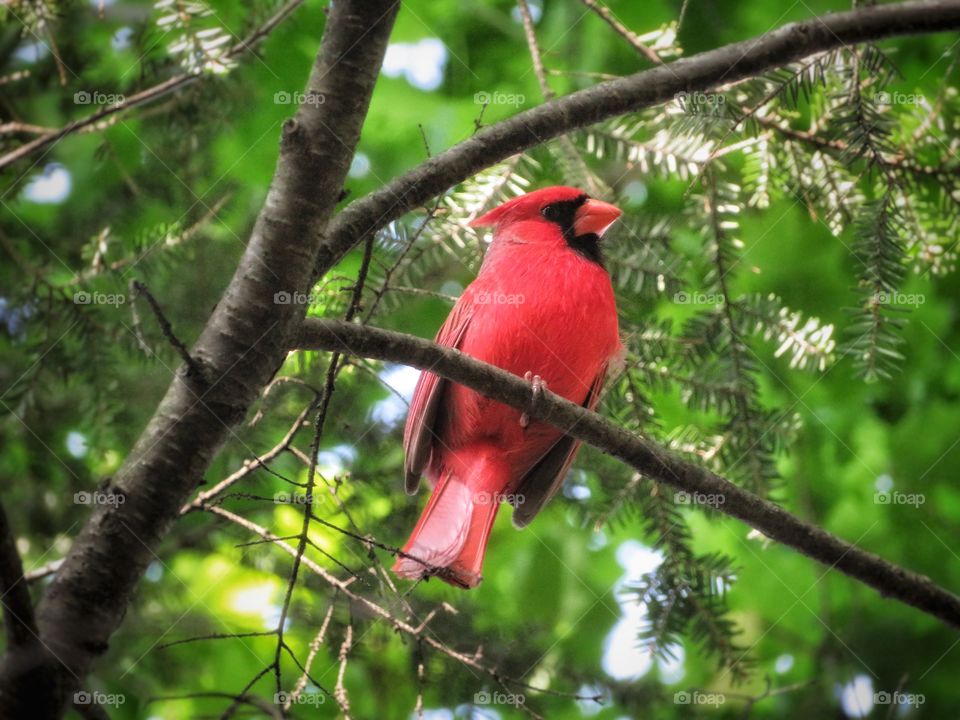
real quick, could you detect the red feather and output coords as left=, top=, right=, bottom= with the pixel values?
left=393, top=186, right=623, bottom=588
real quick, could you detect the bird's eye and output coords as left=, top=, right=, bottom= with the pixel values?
left=541, top=204, right=561, bottom=221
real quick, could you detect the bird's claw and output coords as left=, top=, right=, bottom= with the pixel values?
left=520, top=371, right=546, bottom=428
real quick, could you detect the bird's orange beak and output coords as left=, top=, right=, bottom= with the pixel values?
left=573, top=199, right=622, bottom=237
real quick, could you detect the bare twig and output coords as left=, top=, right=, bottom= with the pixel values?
left=131, top=281, right=206, bottom=380
left=206, top=505, right=607, bottom=703
left=0, top=0, right=306, bottom=172
left=333, top=622, right=353, bottom=717
left=578, top=0, right=664, bottom=64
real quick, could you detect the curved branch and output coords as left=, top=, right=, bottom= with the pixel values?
left=0, top=1, right=401, bottom=716
left=294, top=318, right=960, bottom=630
left=315, top=0, right=960, bottom=277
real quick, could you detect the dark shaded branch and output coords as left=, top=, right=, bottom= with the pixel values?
left=316, top=0, right=960, bottom=278
left=0, top=500, right=37, bottom=647
left=3, top=1, right=957, bottom=714
left=294, top=318, right=960, bottom=630
left=132, top=281, right=206, bottom=380
left=0, top=499, right=57, bottom=720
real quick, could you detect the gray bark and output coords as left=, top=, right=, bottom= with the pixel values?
left=0, top=1, right=400, bottom=716
left=296, top=318, right=960, bottom=630
left=2, top=1, right=959, bottom=716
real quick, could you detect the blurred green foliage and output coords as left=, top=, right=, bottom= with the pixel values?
left=1, top=0, right=959, bottom=718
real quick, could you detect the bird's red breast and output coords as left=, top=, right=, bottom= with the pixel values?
left=394, top=186, right=624, bottom=588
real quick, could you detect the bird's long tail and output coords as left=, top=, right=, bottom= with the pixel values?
left=392, top=446, right=510, bottom=588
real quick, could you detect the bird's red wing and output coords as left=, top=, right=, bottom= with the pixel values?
left=511, top=363, right=609, bottom=528
left=402, top=295, right=475, bottom=494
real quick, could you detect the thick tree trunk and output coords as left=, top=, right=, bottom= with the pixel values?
left=0, top=1, right=400, bottom=716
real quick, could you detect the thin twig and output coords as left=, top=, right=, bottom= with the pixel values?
left=0, top=0, right=306, bottom=172
left=578, top=0, right=664, bottom=64
left=132, top=281, right=206, bottom=380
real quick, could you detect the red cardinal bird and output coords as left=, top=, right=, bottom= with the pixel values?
left=392, top=186, right=624, bottom=588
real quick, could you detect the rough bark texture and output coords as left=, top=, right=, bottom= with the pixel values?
left=296, top=318, right=960, bottom=629
left=0, top=1, right=400, bottom=716
left=2, top=1, right=959, bottom=715
left=317, top=0, right=960, bottom=277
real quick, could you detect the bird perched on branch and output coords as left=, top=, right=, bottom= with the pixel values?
left=393, top=186, right=624, bottom=588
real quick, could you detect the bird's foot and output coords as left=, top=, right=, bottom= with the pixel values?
left=520, top=371, right=546, bottom=428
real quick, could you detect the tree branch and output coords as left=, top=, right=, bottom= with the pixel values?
left=0, top=498, right=54, bottom=717
left=293, top=318, right=960, bottom=630
left=0, top=0, right=305, bottom=173
left=315, top=0, right=960, bottom=278
left=577, top=0, right=665, bottom=65
left=0, top=1, right=400, bottom=716
left=5, top=1, right=958, bottom=714
left=0, top=500, right=38, bottom=648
